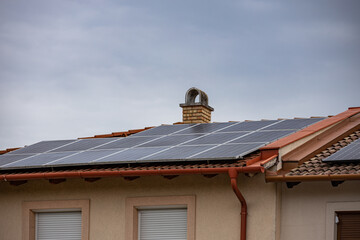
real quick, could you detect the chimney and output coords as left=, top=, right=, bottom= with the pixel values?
left=180, top=87, right=214, bottom=124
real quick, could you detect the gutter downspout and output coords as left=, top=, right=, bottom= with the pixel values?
left=229, top=168, right=247, bottom=240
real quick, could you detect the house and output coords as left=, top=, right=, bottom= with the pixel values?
left=0, top=87, right=359, bottom=240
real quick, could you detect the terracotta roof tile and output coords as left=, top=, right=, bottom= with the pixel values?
left=286, top=130, right=360, bottom=176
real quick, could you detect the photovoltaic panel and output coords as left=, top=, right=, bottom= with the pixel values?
left=0, top=117, right=327, bottom=170
left=7, top=140, right=77, bottom=154
left=49, top=138, right=116, bottom=152
left=182, top=132, right=248, bottom=145
left=3, top=152, right=77, bottom=169
left=0, top=154, right=35, bottom=167
left=262, top=118, right=324, bottom=130
left=134, top=124, right=194, bottom=136
left=217, top=120, right=278, bottom=132
left=190, top=143, right=262, bottom=159
left=322, top=139, right=360, bottom=162
left=143, top=145, right=216, bottom=161
left=229, top=130, right=294, bottom=143
left=93, top=136, right=159, bottom=150
left=94, top=147, right=168, bottom=163
left=139, top=134, right=205, bottom=147
left=174, top=122, right=236, bottom=134
left=47, top=149, right=122, bottom=166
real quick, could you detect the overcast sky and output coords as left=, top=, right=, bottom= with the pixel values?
left=0, top=0, right=359, bottom=149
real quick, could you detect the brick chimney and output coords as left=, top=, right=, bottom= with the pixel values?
left=180, top=87, right=214, bottom=124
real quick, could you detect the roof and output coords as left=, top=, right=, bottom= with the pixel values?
left=78, top=127, right=153, bottom=139
left=1, top=107, right=360, bottom=183
left=287, top=130, right=360, bottom=177
left=0, top=127, right=153, bottom=154
left=0, top=152, right=265, bottom=183
left=266, top=129, right=360, bottom=182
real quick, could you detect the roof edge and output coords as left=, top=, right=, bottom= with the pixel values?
left=0, top=165, right=264, bottom=182
left=266, top=173, right=360, bottom=182
left=261, top=107, right=360, bottom=150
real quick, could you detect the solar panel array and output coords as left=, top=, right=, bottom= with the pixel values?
left=0, top=118, right=324, bottom=170
left=322, top=138, right=360, bottom=163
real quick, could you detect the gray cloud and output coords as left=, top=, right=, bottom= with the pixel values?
left=0, top=0, right=359, bottom=149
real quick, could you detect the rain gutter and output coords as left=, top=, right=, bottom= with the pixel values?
left=0, top=165, right=264, bottom=182
left=266, top=173, right=360, bottom=182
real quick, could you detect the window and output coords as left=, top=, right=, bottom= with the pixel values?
left=22, top=200, right=89, bottom=240
left=326, top=201, right=360, bottom=240
left=36, top=211, right=82, bottom=240
left=126, top=196, right=195, bottom=240
left=336, top=211, right=360, bottom=240
left=138, top=208, right=187, bottom=240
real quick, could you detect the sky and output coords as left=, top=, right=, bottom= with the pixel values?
left=0, top=0, right=359, bottom=149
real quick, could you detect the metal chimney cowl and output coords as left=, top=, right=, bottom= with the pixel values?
left=179, top=87, right=214, bottom=124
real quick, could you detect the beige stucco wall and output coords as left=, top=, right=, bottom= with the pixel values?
left=0, top=173, right=277, bottom=240
left=280, top=180, right=360, bottom=240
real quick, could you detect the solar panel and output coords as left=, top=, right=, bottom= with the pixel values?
left=322, top=139, right=360, bottom=162
left=47, top=149, right=121, bottom=166
left=49, top=138, right=116, bottom=152
left=134, top=124, right=195, bottom=136
left=143, top=145, right=216, bottom=161
left=93, top=136, right=159, bottom=150
left=94, top=147, right=168, bottom=163
left=0, top=117, right=326, bottom=170
left=217, top=120, right=278, bottom=132
left=229, top=130, right=294, bottom=143
left=190, top=143, right=262, bottom=159
left=175, top=122, right=237, bottom=134
left=0, top=154, right=35, bottom=167
left=7, top=140, right=77, bottom=154
left=262, top=118, right=324, bottom=130
left=139, top=134, right=205, bottom=147
left=182, top=132, right=248, bottom=145
left=3, top=152, right=77, bottom=169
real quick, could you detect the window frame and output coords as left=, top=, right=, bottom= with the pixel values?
left=326, top=201, right=360, bottom=240
left=22, top=200, right=90, bottom=240
left=125, top=195, right=196, bottom=240
left=335, top=211, right=360, bottom=240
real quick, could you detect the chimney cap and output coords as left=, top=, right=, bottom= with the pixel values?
left=179, top=87, right=214, bottom=111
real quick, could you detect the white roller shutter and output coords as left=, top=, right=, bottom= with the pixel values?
left=139, top=208, right=187, bottom=240
left=36, top=211, right=82, bottom=240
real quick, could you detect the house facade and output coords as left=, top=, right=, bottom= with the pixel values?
left=0, top=88, right=359, bottom=240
